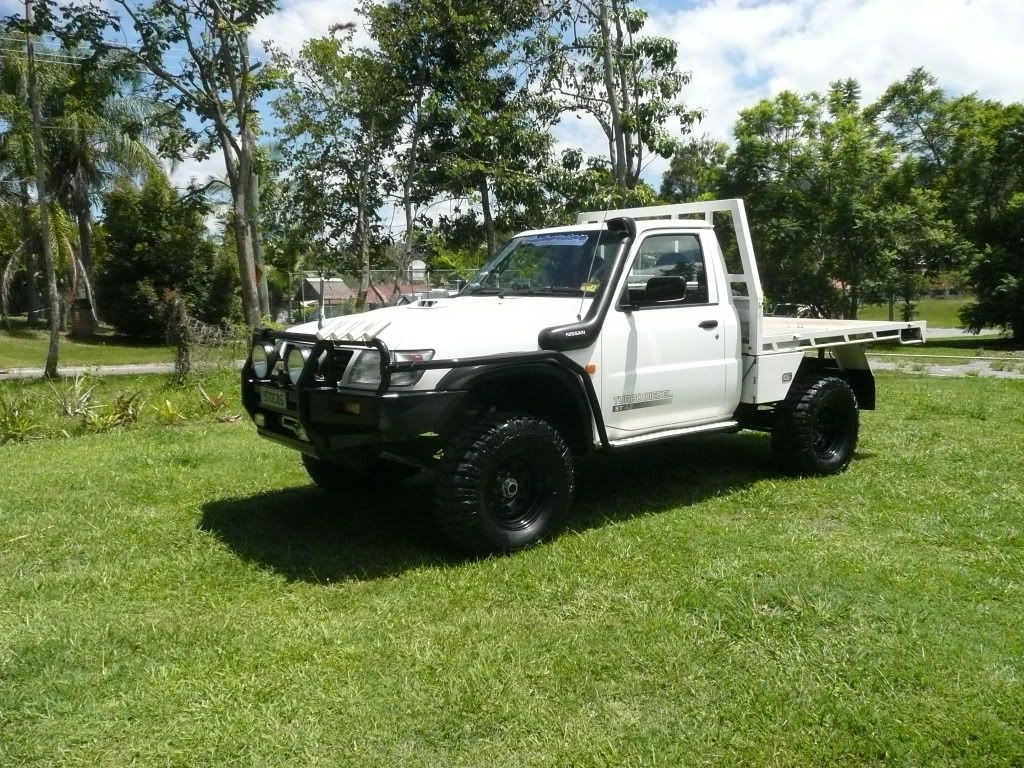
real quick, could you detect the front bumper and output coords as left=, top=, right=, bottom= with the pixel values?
left=241, top=330, right=465, bottom=458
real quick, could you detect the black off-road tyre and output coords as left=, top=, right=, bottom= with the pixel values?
left=302, top=451, right=417, bottom=492
left=434, top=413, right=575, bottom=555
left=772, top=375, right=859, bottom=475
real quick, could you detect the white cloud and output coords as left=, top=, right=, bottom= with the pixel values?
left=501, top=0, right=1024, bottom=186
left=166, top=154, right=227, bottom=194
left=242, top=0, right=1024, bottom=192
left=252, top=0, right=368, bottom=54
left=166, top=153, right=232, bottom=233
left=650, top=0, right=1024, bottom=142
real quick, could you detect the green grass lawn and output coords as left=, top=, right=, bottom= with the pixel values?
left=858, top=296, right=973, bottom=328
left=1, top=372, right=1022, bottom=766
left=0, top=367, right=243, bottom=441
left=1, top=317, right=174, bottom=369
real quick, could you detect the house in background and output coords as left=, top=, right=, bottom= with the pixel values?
left=297, top=277, right=357, bottom=320
left=293, top=269, right=465, bottom=321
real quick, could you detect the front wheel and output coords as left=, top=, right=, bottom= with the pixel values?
left=772, top=375, right=859, bottom=475
left=434, top=413, right=575, bottom=555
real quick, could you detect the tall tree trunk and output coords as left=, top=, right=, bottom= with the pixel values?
left=230, top=183, right=259, bottom=329
left=18, top=186, right=41, bottom=326
left=403, top=191, right=414, bottom=274
left=479, top=176, right=495, bottom=260
left=1, top=255, right=15, bottom=330
left=598, top=0, right=627, bottom=189
left=245, top=125, right=269, bottom=319
left=249, top=170, right=269, bottom=319
left=25, top=0, right=60, bottom=377
left=72, top=169, right=93, bottom=274
left=357, top=206, right=370, bottom=311
left=223, top=147, right=260, bottom=329
left=356, top=172, right=370, bottom=310
left=355, top=121, right=376, bottom=311
left=73, top=177, right=100, bottom=328
left=217, top=26, right=260, bottom=330
left=64, top=251, right=80, bottom=331
left=400, top=80, right=427, bottom=276
left=610, top=0, right=637, bottom=185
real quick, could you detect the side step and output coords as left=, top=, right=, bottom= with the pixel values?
left=607, top=420, right=740, bottom=449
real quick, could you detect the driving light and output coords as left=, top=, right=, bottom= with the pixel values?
left=285, top=346, right=311, bottom=385
left=250, top=343, right=273, bottom=378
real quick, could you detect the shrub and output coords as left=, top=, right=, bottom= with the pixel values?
left=95, top=177, right=227, bottom=340
left=0, top=396, right=41, bottom=444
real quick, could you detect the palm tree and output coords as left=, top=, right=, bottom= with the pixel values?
left=46, top=52, right=165, bottom=328
left=0, top=50, right=46, bottom=326
left=0, top=172, right=78, bottom=333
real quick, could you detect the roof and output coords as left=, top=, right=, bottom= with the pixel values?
left=515, top=219, right=713, bottom=239
left=300, top=277, right=356, bottom=302
left=298, top=276, right=443, bottom=305
left=369, top=282, right=431, bottom=303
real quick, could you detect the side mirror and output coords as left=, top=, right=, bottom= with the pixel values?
left=644, top=275, right=688, bottom=303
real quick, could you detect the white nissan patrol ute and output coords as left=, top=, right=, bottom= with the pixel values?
left=242, top=199, right=926, bottom=554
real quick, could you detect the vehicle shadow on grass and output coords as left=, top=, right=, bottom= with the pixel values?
left=569, top=431, right=774, bottom=533
left=199, top=475, right=458, bottom=583
left=199, top=432, right=778, bottom=583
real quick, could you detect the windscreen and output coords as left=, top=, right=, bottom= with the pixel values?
left=462, top=231, right=627, bottom=297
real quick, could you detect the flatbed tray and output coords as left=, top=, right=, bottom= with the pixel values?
left=758, top=317, right=926, bottom=353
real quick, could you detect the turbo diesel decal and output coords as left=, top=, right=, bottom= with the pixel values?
left=612, top=390, right=673, bottom=412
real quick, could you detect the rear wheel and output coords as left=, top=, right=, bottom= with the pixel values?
left=772, top=375, right=859, bottom=475
left=435, top=413, right=574, bottom=554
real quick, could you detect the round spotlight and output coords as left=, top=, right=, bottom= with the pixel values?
left=251, top=343, right=272, bottom=378
left=286, top=346, right=311, bottom=385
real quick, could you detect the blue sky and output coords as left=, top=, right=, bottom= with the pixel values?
left=255, top=0, right=1024, bottom=191
left=4, top=0, right=1023, bottom=200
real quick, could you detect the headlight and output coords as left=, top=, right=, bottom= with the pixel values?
left=391, top=350, right=435, bottom=386
left=250, top=343, right=273, bottom=378
left=285, top=346, right=311, bottom=385
left=347, top=350, right=382, bottom=388
left=347, top=349, right=435, bottom=389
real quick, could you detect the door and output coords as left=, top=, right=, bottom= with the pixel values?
left=600, top=232, right=731, bottom=435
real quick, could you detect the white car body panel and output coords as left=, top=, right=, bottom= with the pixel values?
left=280, top=199, right=926, bottom=448
left=288, top=296, right=600, bottom=392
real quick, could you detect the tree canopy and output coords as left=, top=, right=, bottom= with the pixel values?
left=3, top=0, right=1023, bottom=362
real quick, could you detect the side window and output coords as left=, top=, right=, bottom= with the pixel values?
left=623, top=233, right=710, bottom=307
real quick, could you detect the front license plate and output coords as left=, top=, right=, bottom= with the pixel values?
left=259, top=386, right=288, bottom=410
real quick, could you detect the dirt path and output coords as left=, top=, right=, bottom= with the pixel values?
left=0, top=362, right=245, bottom=381
left=0, top=363, right=176, bottom=381
left=3, top=349, right=1020, bottom=383
left=868, top=357, right=1024, bottom=379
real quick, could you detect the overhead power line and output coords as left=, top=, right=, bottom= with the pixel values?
left=0, top=32, right=194, bottom=57
left=0, top=46, right=169, bottom=77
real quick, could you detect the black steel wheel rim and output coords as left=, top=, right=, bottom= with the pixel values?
left=812, top=402, right=846, bottom=459
left=489, top=457, right=546, bottom=531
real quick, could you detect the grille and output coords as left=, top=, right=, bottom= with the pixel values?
left=320, top=348, right=354, bottom=384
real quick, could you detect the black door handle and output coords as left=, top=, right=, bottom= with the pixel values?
left=698, top=319, right=719, bottom=330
